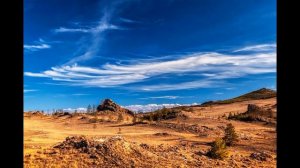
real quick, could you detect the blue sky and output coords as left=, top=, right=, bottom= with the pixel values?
left=24, top=0, right=276, bottom=111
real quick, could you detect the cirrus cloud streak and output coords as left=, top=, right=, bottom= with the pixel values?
left=24, top=45, right=276, bottom=91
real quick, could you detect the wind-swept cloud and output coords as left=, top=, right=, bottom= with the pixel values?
left=119, top=17, right=140, bottom=23
left=139, top=95, right=195, bottom=99
left=56, top=9, right=123, bottom=65
left=52, top=0, right=129, bottom=65
left=24, top=44, right=276, bottom=91
left=140, top=96, right=181, bottom=99
left=24, top=89, right=37, bottom=93
left=234, top=43, right=276, bottom=52
left=150, top=96, right=180, bottom=99
left=72, top=93, right=90, bottom=96
left=24, top=44, right=51, bottom=51
left=54, top=24, right=120, bottom=33
left=24, top=38, right=54, bottom=51
left=136, top=80, right=224, bottom=91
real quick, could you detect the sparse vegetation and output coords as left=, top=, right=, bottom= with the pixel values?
left=223, top=123, right=238, bottom=146
left=228, top=104, right=275, bottom=123
left=228, top=113, right=258, bottom=121
left=187, top=107, right=194, bottom=112
left=228, top=112, right=233, bottom=119
left=24, top=94, right=276, bottom=167
left=206, top=138, right=229, bottom=160
left=142, top=108, right=180, bottom=121
left=87, top=104, right=92, bottom=113
left=132, top=115, right=137, bottom=123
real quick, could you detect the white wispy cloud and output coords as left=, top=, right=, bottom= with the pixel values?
left=139, top=95, right=196, bottom=99
left=234, top=43, right=276, bottom=52
left=58, top=10, right=123, bottom=65
left=137, top=80, right=223, bottom=91
left=38, top=38, right=61, bottom=44
left=72, top=93, right=90, bottom=96
left=119, top=17, right=140, bottom=23
left=140, top=96, right=181, bottom=99
left=24, top=44, right=51, bottom=51
left=54, top=24, right=120, bottom=33
left=24, top=89, right=37, bottom=93
left=24, top=38, right=56, bottom=51
left=24, top=44, right=276, bottom=91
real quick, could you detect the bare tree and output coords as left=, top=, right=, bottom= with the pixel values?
left=87, top=104, right=92, bottom=113
left=92, top=104, right=96, bottom=113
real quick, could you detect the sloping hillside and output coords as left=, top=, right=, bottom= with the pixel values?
left=201, top=88, right=276, bottom=106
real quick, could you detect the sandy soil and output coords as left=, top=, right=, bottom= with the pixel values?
left=24, top=98, right=276, bottom=167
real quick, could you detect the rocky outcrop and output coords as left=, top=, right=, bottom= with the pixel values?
left=97, top=99, right=134, bottom=116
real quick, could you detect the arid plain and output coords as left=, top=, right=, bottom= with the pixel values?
left=24, top=88, right=276, bottom=168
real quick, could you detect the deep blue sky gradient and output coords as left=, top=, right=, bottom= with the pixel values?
left=24, top=0, right=276, bottom=111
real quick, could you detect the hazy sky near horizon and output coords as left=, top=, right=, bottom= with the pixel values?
left=24, top=0, right=276, bottom=111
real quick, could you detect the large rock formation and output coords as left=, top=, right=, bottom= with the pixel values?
left=97, top=99, right=134, bottom=116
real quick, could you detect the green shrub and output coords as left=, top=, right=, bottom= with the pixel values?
left=223, top=123, right=238, bottom=146
left=207, top=138, right=229, bottom=160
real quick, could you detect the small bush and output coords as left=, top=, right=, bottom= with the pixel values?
left=142, top=108, right=179, bottom=121
left=228, top=113, right=265, bottom=122
left=223, top=123, right=238, bottom=146
left=207, top=138, right=229, bottom=160
left=228, top=112, right=233, bottom=119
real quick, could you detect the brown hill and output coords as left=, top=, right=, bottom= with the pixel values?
left=201, top=88, right=276, bottom=106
